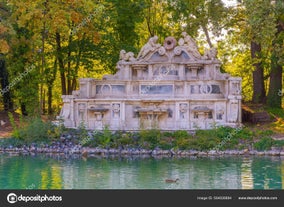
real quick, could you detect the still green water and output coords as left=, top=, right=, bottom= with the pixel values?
left=0, top=154, right=283, bottom=189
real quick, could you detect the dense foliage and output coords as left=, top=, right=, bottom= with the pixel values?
left=0, top=0, right=283, bottom=115
left=2, top=114, right=284, bottom=151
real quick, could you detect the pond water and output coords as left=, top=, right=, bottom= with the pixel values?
left=0, top=154, right=283, bottom=189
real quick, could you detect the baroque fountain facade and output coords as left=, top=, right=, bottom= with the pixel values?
left=59, top=32, right=242, bottom=131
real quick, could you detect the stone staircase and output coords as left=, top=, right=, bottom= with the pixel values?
left=242, top=104, right=272, bottom=123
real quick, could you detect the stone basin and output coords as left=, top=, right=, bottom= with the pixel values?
left=88, top=107, right=109, bottom=112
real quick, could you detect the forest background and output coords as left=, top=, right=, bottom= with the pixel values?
left=0, top=0, right=283, bottom=119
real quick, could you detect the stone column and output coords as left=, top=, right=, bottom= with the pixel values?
left=94, top=112, right=103, bottom=130
left=178, top=65, right=185, bottom=80
left=121, top=102, right=126, bottom=130
left=60, top=95, right=75, bottom=128
left=86, top=80, right=91, bottom=98
left=79, top=78, right=95, bottom=98
left=70, top=96, right=75, bottom=127
left=203, top=64, right=211, bottom=80
left=148, top=65, right=153, bottom=80
left=79, top=81, right=87, bottom=98
left=124, top=65, right=130, bottom=80
left=91, top=83, right=96, bottom=98
left=227, top=77, right=242, bottom=125
left=125, top=81, right=131, bottom=96
left=178, top=103, right=189, bottom=129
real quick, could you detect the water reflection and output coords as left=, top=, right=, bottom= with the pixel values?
left=0, top=154, right=283, bottom=189
left=241, top=158, right=253, bottom=189
left=251, top=157, right=282, bottom=189
left=282, top=161, right=284, bottom=189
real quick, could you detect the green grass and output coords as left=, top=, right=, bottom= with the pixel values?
left=266, top=107, right=284, bottom=119
left=3, top=115, right=283, bottom=152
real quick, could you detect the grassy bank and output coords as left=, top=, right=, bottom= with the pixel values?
left=1, top=112, right=284, bottom=152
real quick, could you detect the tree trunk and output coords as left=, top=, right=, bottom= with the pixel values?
left=266, top=16, right=284, bottom=108
left=251, top=41, right=266, bottom=103
left=71, top=36, right=84, bottom=91
left=0, top=56, right=13, bottom=111
left=67, top=35, right=72, bottom=95
left=42, top=89, right=46, bottom=114
left=21, top=103, right=28, bottom=116
left=56, top=32, right=67, bottom=95
left=47, top=85, right=52, bottom=115
left=267, top=54, right=282, bottom=108
left=201, top=24, right=213, bottom=48
left=46, top=59, right=57, bottom=115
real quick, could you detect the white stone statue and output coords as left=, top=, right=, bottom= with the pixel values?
left=137, top=35, right=161, bottom=60
left=72, top=90, right=80, bottom=97
left=119, top=50, right=136, bottom=62
left=179, top=103, right=188, bottom=119
left=119, top=50, right=127, bottom=60
left=178, top=32, right=202, bottom=59
left=112, top=103, right=120, bottom=119
left=203, top=47, right=217, bottom=60
left=231, top=81, right=241, bottom=95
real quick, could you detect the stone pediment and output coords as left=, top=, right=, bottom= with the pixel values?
left=119, top=32, right=219, bottom=64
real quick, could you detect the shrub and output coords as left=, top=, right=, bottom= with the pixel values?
left=77, top=121, right=89, bottom=141
left=139, top=129, right=161, bottom=149
left=174, top=137, right=191, bottom=150
left=8, top=112, right=22, bottom=139
left=172, top=130, right=189, bottom=139
left=272, top=140, right=284, bottom=148
left=18, top=117, right=56, bottom=142
left=97, top=125, right=112, bottom=148
left=117, top=133, right=135, bottom=147
left=188, top=136, right=219, bottom=151
left=215, top=126, right=239, bottom=139
left=8, top=114, right=62, bottom=143
left=162, top=131, right=174, bottom=138
left=158, top=137, right=174, bottom=150
left=0, top=138, right=25, bottom=148
left=254, top=137, right=274, bottom=151
left=82, top=129, right=101, bottom=147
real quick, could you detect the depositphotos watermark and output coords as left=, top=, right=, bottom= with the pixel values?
left=70, top=5, right=104, bottom=36
left=278, top=89, right=284, bottom=96
left=7, top=192, right=62, bottom=204
left=0, top=64, right=35, bottom=96
left=212, top=127, right=242, bottom=151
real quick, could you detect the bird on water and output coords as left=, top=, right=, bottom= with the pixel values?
left=165, top=178, right=180, bottom=183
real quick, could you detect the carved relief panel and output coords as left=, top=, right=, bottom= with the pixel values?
left=176, top=102, right=189, bottom=129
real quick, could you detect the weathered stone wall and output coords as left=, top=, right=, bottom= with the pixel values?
left=59, top=33, right=242, bottom=130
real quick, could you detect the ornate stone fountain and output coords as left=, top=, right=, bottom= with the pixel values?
left=59, top=32, right=242, bottom=130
